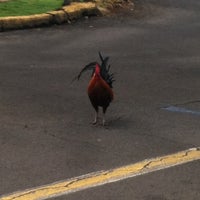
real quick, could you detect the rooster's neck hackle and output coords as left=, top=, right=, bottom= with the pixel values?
left=94, top=64, right=101, bottom=78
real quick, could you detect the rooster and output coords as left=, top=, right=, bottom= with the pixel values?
left=75, top=52, right=114, bottom=125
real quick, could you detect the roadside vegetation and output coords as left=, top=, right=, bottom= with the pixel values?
left=0, top=0, right=130, bottom=18
left=0, top=0, right=64, bottom=17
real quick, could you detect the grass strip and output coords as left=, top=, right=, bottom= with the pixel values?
left=0, top=0, right=64, bottom=17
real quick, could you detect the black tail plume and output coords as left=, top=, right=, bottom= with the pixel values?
left=72, top=62, right=96, bottom=83
left=74, top=52, right=115, bottom=88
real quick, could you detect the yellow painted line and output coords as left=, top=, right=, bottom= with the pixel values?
left=1, top=147, right=199, bottom=200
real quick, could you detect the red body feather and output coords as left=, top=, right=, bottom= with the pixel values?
left=87, top=64, right=113, bottom=112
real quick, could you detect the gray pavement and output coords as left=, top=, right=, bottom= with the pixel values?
left=0, top=0, right=200, bottom=199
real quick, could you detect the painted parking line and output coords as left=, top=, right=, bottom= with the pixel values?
left=1, top=147, right=199, bottom=200
left=162, top=105, right=200, bottom=116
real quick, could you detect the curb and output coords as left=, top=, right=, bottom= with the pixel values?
left=0, top=2, right=100, bottom=31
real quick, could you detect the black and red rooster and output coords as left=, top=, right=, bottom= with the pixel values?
left=75, top=52, right=115, bottom=125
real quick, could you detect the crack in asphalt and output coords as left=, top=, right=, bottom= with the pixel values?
left=173, top=100, right=200, bottom=107
left=7, top=171, right=110, bottom=199
left=141, top=158, right=165, bottom=170
left=141, top=148, right=199, bottom=171
left=60, top=8, right=72, bottom=23
left=2, top=148, right=199, bottom=200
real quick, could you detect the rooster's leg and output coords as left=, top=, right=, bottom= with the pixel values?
left=93, top=112, right=98, bottom=124
left=102, top=106, right=107, bottom=126
left=92, top=106, right=98, bottom=125
left=102, top=113, right=106, bottom=126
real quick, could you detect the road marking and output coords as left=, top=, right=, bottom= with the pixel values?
left=162, top=105, right=200, bottom=116
left=1, top=147, right=199, bottom=200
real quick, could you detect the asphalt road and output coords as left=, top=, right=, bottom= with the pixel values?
left=0, top=0, right=200, bottom=199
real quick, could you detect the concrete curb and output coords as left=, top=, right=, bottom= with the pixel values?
left=0, top=2, right=100, bottom=31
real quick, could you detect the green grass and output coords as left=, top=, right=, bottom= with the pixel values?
left=0, top=0, right=64, bottom=17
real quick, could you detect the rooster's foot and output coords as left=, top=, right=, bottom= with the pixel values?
left=92, top=120, right=97, bottom=125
